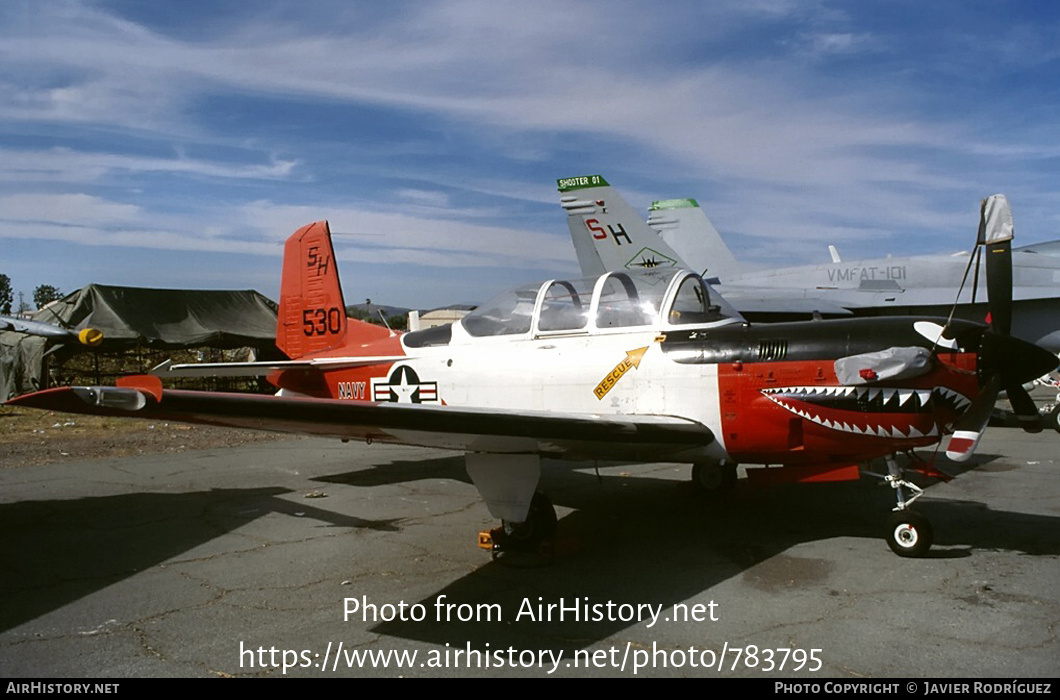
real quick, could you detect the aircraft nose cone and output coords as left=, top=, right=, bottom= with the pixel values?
left=980, top=331, right=1059, bottom=385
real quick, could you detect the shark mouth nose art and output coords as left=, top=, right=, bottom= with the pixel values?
left=760, top=385, right=973, bottom=438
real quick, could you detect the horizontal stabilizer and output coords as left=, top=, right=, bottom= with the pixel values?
left=151, top=355, right=409, bottom=378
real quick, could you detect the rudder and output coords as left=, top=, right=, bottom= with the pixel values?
left=276, top=221, right=349, bottom=359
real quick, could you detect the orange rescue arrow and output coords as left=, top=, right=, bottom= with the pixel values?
left=593, top=347, right=649, bottom=400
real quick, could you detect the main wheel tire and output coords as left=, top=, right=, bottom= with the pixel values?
left=886, top=511, right=934, bottom=557
left=1050, top=404, right=1060, bottom=435
left=691, top=460, right=737, bottom=496
left=500, top=492, right=557, bottom=550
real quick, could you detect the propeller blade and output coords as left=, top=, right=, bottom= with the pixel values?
left=1006, top=382, right=1043, bottom=433
left=949, top=195, right=1055, bottom=457
left=946, top=374, right=1000, bottom=462
left=980, top=194, right=1014, bottom=336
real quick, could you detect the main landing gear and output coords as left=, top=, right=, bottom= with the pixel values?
left=478, top=492, right=557, bottom=558
left=691, top=459, right=738, bottom=497
left=883, top=454, right=933, bottom=557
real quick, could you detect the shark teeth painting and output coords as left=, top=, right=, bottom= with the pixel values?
left=759, top=385, right=974, bottom=438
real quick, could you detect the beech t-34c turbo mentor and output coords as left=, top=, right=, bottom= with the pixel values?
left=9, top=199, right=1057, bottom=557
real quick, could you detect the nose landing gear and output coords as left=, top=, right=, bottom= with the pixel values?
left=882, top=453, right=933, bottom=557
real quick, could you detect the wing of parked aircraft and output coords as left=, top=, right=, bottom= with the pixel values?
left=14, top=375, right=714, bottom=461
left=0, top=315, right=103, bottom=346
left=1015, top=240, right=1060, bottom=256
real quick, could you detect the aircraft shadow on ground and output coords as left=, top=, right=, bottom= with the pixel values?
left=314, top=455, right=473, bottom=487
left=370, top=451, right=1060, bottom=653
left=0, top=487, right=400, bottom=633
left=4, top=448, right=1054, bottom=648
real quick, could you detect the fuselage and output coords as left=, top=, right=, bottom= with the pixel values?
left=718, top=254, right=1060, bottom=353
left=270, top=268, right=1016, bottom=471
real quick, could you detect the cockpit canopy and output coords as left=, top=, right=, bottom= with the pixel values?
left=459, top=269, right=743, bottom=338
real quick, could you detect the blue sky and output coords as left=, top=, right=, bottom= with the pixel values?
left=2, top=0, right=1058, bottom=309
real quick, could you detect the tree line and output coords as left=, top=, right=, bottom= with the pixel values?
left=0, top=274, right=65, bottom=315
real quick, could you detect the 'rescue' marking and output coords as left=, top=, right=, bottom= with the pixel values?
left=594, top=347, right=649, bottom=400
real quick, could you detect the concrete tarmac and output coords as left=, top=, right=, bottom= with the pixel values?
left=1, top=426, right=1058, bottom=678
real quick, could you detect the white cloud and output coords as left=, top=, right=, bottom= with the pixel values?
left=0, top=193, right=142, bottom=225
left=0, top=191, right=571, bottom=271
left=395, top=189, right=450, bottom=208
left=801, top=32, right=879, bottom=56
left=1, top=0, right=1058, bottom=292
left=0, top=148, right=299, bottom=184
left=236, top=200, right=572, bottom=269
left=0, top=1, right=1037, bottom=197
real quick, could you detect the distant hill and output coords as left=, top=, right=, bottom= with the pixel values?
left=344, top=301, right=480, bottom=332
left=345, top=303, right=411, bottom=319
left=345, top=302, right=478, bottom=318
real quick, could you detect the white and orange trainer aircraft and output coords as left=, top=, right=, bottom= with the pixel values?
left=9, top=187, right=1057, bottom=557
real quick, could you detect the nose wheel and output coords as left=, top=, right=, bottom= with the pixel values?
left=885, top=510, right=934, bottom=557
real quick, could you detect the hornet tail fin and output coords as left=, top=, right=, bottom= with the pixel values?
left=647, top=198, right=742, bottom=282
left=558, top=175, right=688, bottom=276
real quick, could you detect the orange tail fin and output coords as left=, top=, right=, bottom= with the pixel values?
left=277, top=221, right=396, bottom=359
left=277, top=221, right=349, bottom=359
